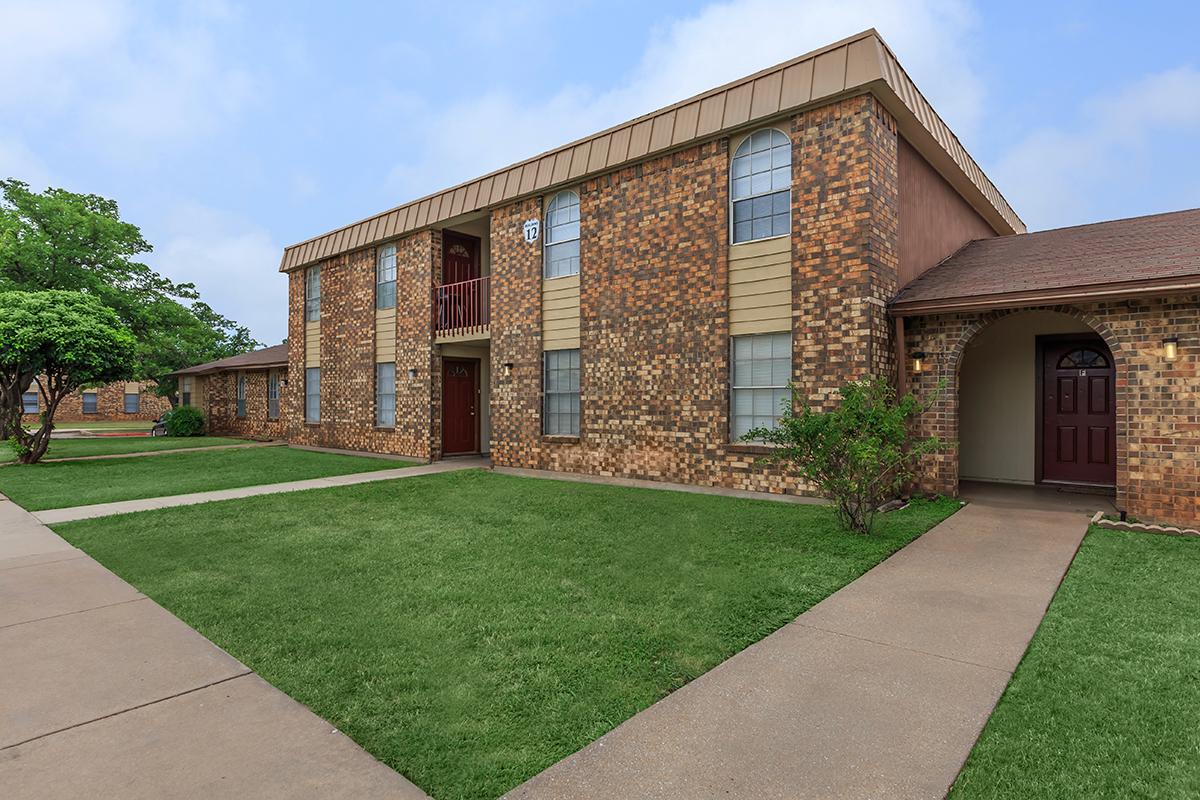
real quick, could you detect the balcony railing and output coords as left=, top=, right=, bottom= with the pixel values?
left=434, top=275, right=490, bottom=338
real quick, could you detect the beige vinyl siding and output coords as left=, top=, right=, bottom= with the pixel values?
left=123, top=382, right=140, bottom=393
left=375, top=309, right=396, bottom=362
left=729, top=235, right=791, bottom=335
left=542, top=274, right=580, bottom=350
left=305, top=320, right=320, bottom=368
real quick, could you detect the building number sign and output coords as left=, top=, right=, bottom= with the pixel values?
left=523, top=218, right=540, bottom=244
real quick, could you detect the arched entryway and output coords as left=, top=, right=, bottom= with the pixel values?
left=956, top=309, right=1122, bottom=491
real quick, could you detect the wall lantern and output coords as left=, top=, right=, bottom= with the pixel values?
left=502, top=362, right=514, bottom=376
left=911, top=351, right=927, bottom=374
left=1163, top=336, right=1179, bottom=362
left=407, top=367, right=418, bottom=379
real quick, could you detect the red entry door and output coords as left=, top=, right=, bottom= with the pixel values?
left=1040, top=338, right=1115, bottom=486
left=442, top=232, right=479, bottom=284
left=442, top=359, right=478, bottom=455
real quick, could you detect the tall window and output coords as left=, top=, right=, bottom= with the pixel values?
left=376, top=362, right=396, bottom=427
left=180, top=377, right=193, bottom=407
left=543, top=349, right=580, bottom=436
left=544, top=190, right=580, bottom=279
left=730, top=128, right=791, bottom=244
left=22, top=392, right=38, bottom=414
left=305, top=265, right=321, bottom=321
left=305, top=367, right=320, bottom=423
left=376, top=244, right=397, bottom=309
left=82, top=391, right=98, bottom=414
left=123, top=391, right=140, bottom=414
left=267, top=371, right=280, bottom=420
left=731, top=332, right=791, bottom=440
left=236, top=373, right=247, bottom=418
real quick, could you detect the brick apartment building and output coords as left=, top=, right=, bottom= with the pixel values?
left=207, top=29, right=1195, bottom=525
left=20, top=380, right=171, bottom=425
left=169, top=344, right=289, bottom=440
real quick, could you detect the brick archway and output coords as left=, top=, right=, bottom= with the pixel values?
left=906, top=305, right=1128, bottom=505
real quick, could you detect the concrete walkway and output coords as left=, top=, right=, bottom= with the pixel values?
left=505, top=493, right=1091, bottom=800
left=0, top=496, right=428, bottom=799
left=34, top=458, right=490, bottom=524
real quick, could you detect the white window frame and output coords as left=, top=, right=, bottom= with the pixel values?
left=236, top=373, right=247, bottom=418
left=180, top=377, right=193, bottom=407
left=376, top=244, right=397, bottom=310
left=730, top=332, right=792, bottom=442
left=729, top=128, right=792, bottom=245
left=21, top=391, right=38, bottom=414
left=543, top=349, right=580, bottom=436
left=82, top=391, right=98, bottom=414
left=305, top=367, right=320, bottom=423
left=123, top=392, right=140, bottom=414
left=543, top=190, right=581, bottom=279
left=267, top=371, right=280, bottom=420
left=305, top=265, right=321, bottom=322
left=375, top=362, right=396, bottom=428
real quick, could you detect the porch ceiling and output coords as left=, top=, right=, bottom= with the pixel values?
left=891, top=208, right=1200, bottom=315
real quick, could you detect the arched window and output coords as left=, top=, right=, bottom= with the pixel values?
left=1058, top=348, right=1109, bottom=369
left=544, top=190, right=580, bottom=279
left=730, top=128, right=791, bottom=244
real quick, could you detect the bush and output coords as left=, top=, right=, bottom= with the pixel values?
left=164, top=405, right=205, bottom=437
left=743, top=377, right=942, bottom=535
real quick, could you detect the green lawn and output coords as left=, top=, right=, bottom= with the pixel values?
left=53, top=471, right=959, bottom=799
left=49, top=420, right=155, bottom=431
left=0, top=446, right=408, bottom=510
left=951, top=527, right=1200, bottom=800
left=32, top=435, right=252, bottom=460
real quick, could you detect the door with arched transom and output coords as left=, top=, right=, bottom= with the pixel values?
left=1039, top=336, right=1116, bottom=486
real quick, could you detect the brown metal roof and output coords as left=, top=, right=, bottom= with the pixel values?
left=891, top=208, right=1200, bottom=314
left=169, top=344, right=289, bottom=377
left=279, top=29, right=1025, bottom=273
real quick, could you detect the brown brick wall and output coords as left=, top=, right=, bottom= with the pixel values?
left=489, top=95, right=901, bottom=496
left=904, top=296, right=1200, bottom=527
left=203, top=370, right=288, bottom=440
left=21, top=381, right=171, bottom=424
left=285, top=231, right=436, bottom=459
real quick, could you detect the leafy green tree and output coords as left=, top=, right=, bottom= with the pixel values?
left=0, top=291, right=136, bottom=464
left=743, top=377, right=942, bottom=535
left=0, top=179, right=258, bottom=419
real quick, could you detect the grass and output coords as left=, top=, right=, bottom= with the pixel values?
left=950, top=526, right=1200, bottom=800
left=8, top=435, right=253, bottom=461
left=53, top=471, right=959, bottom=799
left=48, top=420, right=155, bottom=431
left=0, top=446, right=408, bottom=510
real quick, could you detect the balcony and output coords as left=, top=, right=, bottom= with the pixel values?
left=434, top=275, right=490, bottom=340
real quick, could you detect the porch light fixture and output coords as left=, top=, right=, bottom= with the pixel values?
left=406, top=367, right=418, bottom=379
left=1163, top=336, right=1179, bottom=362
left=502, top=362, right=514, bottom=376
left=911, top=351, right=927, bottom=374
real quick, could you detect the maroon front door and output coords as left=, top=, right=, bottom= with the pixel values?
left=442, top=359, right=478, bottom=455
left=1040, top=337, right=1115, bottom=486
left=442, top=232, right=479, bottom=284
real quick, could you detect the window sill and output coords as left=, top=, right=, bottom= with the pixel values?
left=373, top=426, right=395, bottom=431
left=542, top=435, right=580, bottom=444
left=726, top=443, right=781, bottom=455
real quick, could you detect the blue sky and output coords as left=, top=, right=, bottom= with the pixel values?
left=3, top=0, right=1198, bottom=344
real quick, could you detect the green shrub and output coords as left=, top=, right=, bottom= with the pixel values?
left=744, top=377, right=942, bottom=535
left=164, top=406, right=205, bottom=437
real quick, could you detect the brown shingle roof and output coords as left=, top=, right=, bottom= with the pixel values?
left=891, top=208, right=1200, bottom=313
left=279, top=29, right=1025, bottom=273
left=169, top=344, right=289, bottom=377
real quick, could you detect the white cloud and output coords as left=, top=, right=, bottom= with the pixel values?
left=0, top=137, right=55, bottom=190
left=993, top=66, right=1200, bottom=230
left=153, top=206, right=287, bottom=345
left=387, top=0, right=982, bottom=198
left=0, top=0, right=257, bottom=161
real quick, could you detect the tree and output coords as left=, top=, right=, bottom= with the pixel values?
left=0, top=179, right=257, bottom=422
left=0, top=291, right=136, bottom=464
left=743, top=377, right=942, bottom=535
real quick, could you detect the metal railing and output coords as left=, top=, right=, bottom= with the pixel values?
left=434, top=275, right=490, bottom=337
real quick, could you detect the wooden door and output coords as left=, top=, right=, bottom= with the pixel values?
left=1040, top=338, right=1115, bottom=486
left=442, top=359, right=478, bottom=455
left=442, top=232, right=479, bottom=285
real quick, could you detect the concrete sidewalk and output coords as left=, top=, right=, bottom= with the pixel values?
left=505, top=495, right=1091, bottom=800
left=34, top=458, right=489, bottom=524
left=0, top=495, right=428, bottom=799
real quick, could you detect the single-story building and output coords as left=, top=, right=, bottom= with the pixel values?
left=168, top=344, right=288, bottom=440
left=20, top=380, right=171, bottom=424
